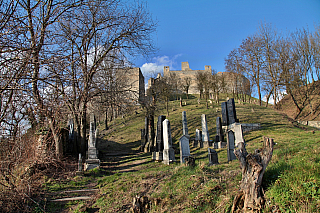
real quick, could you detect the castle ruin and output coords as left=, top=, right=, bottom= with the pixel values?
left=162, top=62, right=250, bottom=95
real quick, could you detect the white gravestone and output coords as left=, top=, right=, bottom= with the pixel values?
left=201, top=114, right=211, bottom=147
left=163, top=119, right=175, bottom=165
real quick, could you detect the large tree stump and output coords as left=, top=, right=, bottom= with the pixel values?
left=232, top=137, right=274, bottom=213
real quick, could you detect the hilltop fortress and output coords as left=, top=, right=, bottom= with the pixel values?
left=162, top=62, right=250, bottom=95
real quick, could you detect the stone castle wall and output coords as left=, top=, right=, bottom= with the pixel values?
left=162, top=62, right=250, bottom=95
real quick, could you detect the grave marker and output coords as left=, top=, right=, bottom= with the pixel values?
left=179, top=135, right=191, bottom=164
left=208, top=148, right=219, bottom=165
left=182, top=111, right=189, bottom=137
left=163, top=119, right=175, bottom=165
left=201, top=114, right=211, bottom=147
left=227, top=130, right=237, bottom=161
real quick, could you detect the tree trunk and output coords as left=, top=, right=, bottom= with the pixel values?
left=48, top=117, right=62, bottom=160
left=232, top=137, right=274, bottom=213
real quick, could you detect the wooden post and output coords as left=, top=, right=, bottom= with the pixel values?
left=232, top=137, right=274, bottom=212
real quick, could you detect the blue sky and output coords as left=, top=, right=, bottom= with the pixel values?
left=135, top=0, right=320, bottom=79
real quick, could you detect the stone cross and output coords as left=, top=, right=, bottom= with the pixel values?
left=208, top=148, right=219, bottom=165
left=179, top=135, right=191, bottom=164
left=163, top=119, right=175, bottom=165
left=201, top=114, right=211, bottom=147
left=182, top=111, right=189, bottom=137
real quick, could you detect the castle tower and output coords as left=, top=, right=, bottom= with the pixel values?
left=164, top=66, right=170, bottom=76
left=181, top=62, right=191, bottom=71
left=205, top=65, right=211, bottom=71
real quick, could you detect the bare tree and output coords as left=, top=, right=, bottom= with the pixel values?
left=54, top=0, right=156, bottom=154
left=180, top=76, right=192, bottom=99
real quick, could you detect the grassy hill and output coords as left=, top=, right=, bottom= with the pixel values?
left=44, top=95, right=320, bottom=212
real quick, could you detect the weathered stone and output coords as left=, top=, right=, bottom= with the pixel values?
left=78, top=153, right=82, bottom=172
left=221, top=102, right=228, bottom=126
left=156, top=115, right=166, bottom=151
left=201, top=114, right=211, bottom=147
left=227, top=98, right=237, bottom=124
left=154, top=115, right=166, bottom=160
left=227, top=131, right=237, bottom=161
left=163, top=119, right=175, bottom=165
left=85, top=114, right=100, bottom=171
left=182, top=111, right=189, bottom=137
left=208, top=148, right=219, bottom=165
left=216, top=117, right=224, bottom=142
left=184, top=156, right=195, bottom=167
left=179, top=135, right=191, bottom=164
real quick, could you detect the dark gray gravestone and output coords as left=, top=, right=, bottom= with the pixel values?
left=221, top=102, right=228, bottom=126
left=199, top=130, right=203, bottom=148
left=216, top=117, right=224, bottom=142
left=208, top=148, right=219, bottom=165
left=149, top=114, right=155, bottom=151
left=179, top=135, right=191, bottom=164
left=227, top=99, right=236, bottom=124
left=143, top=117, right=149, bottom=150
left=156, top=115, right=166, bottom=152
left=227, top=130, right=237, bottom=161
left=227, top=98, right=239, bottom=124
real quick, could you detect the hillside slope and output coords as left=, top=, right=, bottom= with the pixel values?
left=278, top=81, right=320, bottom=121
left=44, top=96, right=320, bottom=212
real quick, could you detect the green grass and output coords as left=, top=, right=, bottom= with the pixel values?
left=44, top=94, right=320, bottom=212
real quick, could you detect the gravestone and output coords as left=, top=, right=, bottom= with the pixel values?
left=142, top=117, right=148, bottom=151
left=199, top=130, right=203, bottom=148
left=208, top=148, right=219, bottom=165
left=163, top=119, right=175, bottom=165
left=179, top=135, right=191, bottom=164
left=229, top=123, right=245, bottom=147
left=182, top=111, right=189, bottom=138
left=227, top=98, right=239, bottom=124
left=201, top=114, right=211, bottom=147
left=194, top=129, right=201, bottom=147
left=144, top=115, right=155, bottom=153
left=227, top=130, right=237, bottom=161
left=221, top=102, right=228, bottom=126
left=78, top=153, right=82, bottom=172
left=85, top=114, right=100, bottom=170
left=153, top=115, right=166, bottom=161
left=215, top=117, right=224, bottom=142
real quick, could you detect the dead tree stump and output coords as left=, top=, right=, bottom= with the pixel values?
left=232, top=137, right=274, bottom=213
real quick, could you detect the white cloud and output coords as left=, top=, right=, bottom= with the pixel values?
left=140, top=54, right=182, bottom=77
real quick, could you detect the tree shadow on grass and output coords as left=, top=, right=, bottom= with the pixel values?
left=262, top=160, right=292, bottom=189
